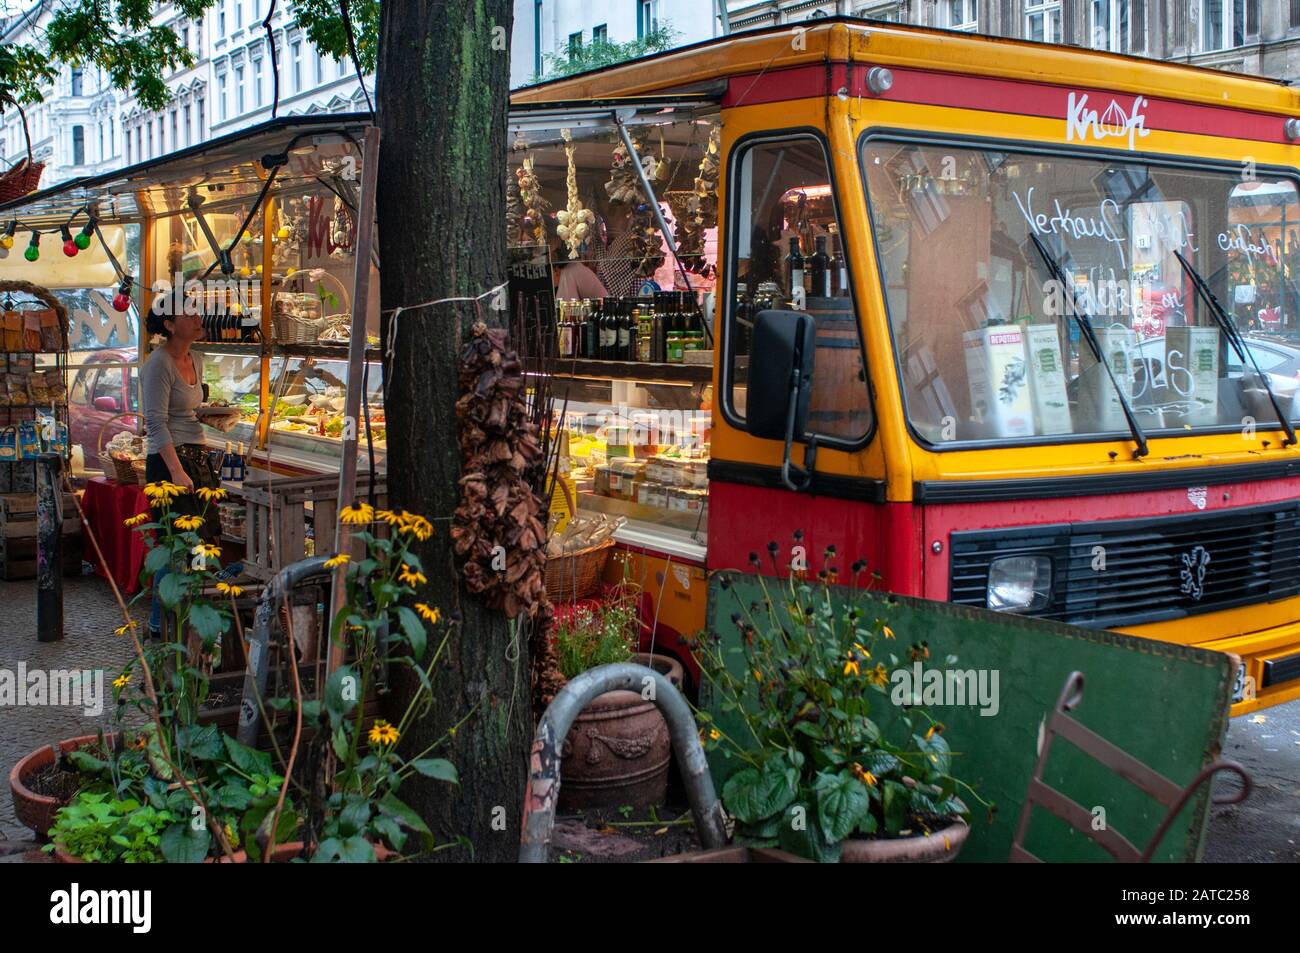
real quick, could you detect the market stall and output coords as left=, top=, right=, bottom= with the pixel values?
left=505, top=100, right=721, bottom=654
left=0, top=114, right=379, bottom=584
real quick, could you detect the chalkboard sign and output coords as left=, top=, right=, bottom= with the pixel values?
left=507, top=245, right=555, bottom=360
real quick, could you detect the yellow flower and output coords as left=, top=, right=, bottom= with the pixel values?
left=843, top=657, right=861, bottom=677
left=340, top=502, right=375, bottom=524
left=752, top=669, right=762, bottom=683
left=709, top=728, right=720, bottom=742
left=869, top=663, right=889, bottom=688
left=925, top=723, right=943, bottom=742
left=852, top=763, right=878, bottom=786
left=397, top=511, right=434, bottom=541
left=114, top=621, right=138, bottom=637
left=174, top=515, right=204, bottom=531
left=882, top=625, right=896, bottom=640
left=398, top=564, right=427, bottom=588
left=195, top=486, right=228, bottom=503
left=414, top=603, right=441, bottom=624
left=144, top=480, right=187, bottom=499
left=122, top=513, right=149, bottom=528
left=376, top=509, right=402, bottom=527
left=852, top=641, right=870, bottom=659
left=113, top=673, right=131, bottom=689
left=192, top=543, right=221, bottom=561
left=324, top=553, right=350, bottom=570
left=216, top=582, right=244, bottom=598
left=368, top=719, right=400, bottom=747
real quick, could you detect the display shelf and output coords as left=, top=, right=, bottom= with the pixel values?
left=526, top=356, right=711, bottom=384
left=200, top=341, right=382, bottom=362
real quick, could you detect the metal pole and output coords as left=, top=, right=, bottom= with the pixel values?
left=614, top=112, right=698, bottom=303
left=520, top=661, right=727, bottom=862
left=35, top=453, right=63, bottom=643
left=328, top=125, right=381, bottom=678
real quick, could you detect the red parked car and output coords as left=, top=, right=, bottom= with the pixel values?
left=67, top=348, right=140, bottom=470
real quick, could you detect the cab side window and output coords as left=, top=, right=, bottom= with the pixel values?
left=726, top=135, right=873, bottom=443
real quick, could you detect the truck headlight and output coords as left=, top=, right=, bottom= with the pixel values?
left=986, top=555, right=1052, bottom=613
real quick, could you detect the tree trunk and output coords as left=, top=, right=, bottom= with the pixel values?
left=376, top=0, right=525, bottom=862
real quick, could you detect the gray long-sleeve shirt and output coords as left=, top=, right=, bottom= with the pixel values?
left=142, top=346, right=206, bottom=454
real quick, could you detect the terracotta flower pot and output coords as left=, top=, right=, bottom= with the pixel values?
left=558, top=653, right=682, bottom=812
left=9, top=734, right=111, bottom=841
left=838, top=819, right=971, bottom=863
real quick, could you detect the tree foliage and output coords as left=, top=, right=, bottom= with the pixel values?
left=536, top=25, right=678, bottom=83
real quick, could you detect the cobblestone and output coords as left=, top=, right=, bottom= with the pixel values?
left=0, top=573, right=143, bottom=844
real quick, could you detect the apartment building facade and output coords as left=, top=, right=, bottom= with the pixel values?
left=0, top=0, right=369, bottom=188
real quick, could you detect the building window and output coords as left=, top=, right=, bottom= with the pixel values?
left=171, top=110, right=179, bottom=151
left=856, top=3, right=901, bottom=22
left=253, top=58, right=263, bottom=106
left=945, top=0, right=978, bottom=31
left=1199, top=0, right=1258, bottom=51
left=315, top=50, right=324, bottom=85
left=1091, top=0, right=1146, bottom=54
left=291, top=40, right=302, bottom=91
left=568, top=31, right=583, bottom=62
left=181, top=25, right=189, bottom=52
left=135, top=126, right=142, bottom=163
left=638, top=0, right=660, bottom=38
left=1292, top=0, right=1300, bottom=28
left=593, top=23, right=607, bottom=44
left=125, top=125, right=131, bottom=164
left=236, top=65, right=245, bottom=113
left=219, top=0, right=225, bottom=35
left=109, top=119, right=114, bottom=157
left=197, top=98, right=205, bottom=138
left=1024, top=1, right=1062, bottom=42
left=72, top=125, right=84, bottom=166
left=235, top=0, right=242, bottom=29
left=70, top=67, right=83, bottom=96
left=98, top=122, right=104, bottom=161
left=218, top=71, right=228, bottom=119
left=184, top=103, right=191, bottom=145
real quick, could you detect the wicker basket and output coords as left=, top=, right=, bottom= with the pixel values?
left=544, top=538, right=614, bottom=603
left=0, top=107, right=44, bottom=204
left=110, top=453, right=147, bottom=486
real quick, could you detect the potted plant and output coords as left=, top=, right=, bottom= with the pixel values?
left=9, top=733, right=116, bottom=841
left=553, top=585, right=681, bottom=811
left=692, top=538, right=990, bottom=863
left=44, top=486, right=459, bottom=863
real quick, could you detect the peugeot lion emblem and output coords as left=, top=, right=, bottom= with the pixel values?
left=1179, top=545, right=1211, bottom=601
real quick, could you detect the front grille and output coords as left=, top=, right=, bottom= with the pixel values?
left=949, top=502, right=1300, bottom=629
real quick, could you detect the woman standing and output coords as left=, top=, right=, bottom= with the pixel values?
left=141, top=304, right=213, bottom=637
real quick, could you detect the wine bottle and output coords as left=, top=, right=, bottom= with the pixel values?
left=618, top=300, right=632, bottom=361
left=584, top=299, right=599, bottom=359
left=221, top=441, right=234, bottom=482
left=810, top=235, right=831, bottom=299
left=599, top=298, right=615, bottom=360
left=831, top=232, right=848, bottom=297
left=785, top=237, right=805, bottom=298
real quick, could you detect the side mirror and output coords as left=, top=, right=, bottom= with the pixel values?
left=93, top=396, right=120, bottom=413
left=746, top=309, right=817, bottom=491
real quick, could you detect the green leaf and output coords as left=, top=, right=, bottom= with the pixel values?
left=394, top=606, right=428, bottom=662
left=159, top=821, right=210, bottom=864
left=188, top=603, right=226, bottom=643
left=882, top=780, right=909, bottom=836
left=813, top=770, right=871, bottom=844
left=371, top=816, right=407, bottom=852
left=144, top=545, right=173, bottom=576
left=312, top=835, right=375, bottom=863
left=222, top=735, right=273, bottom=777
left=376, top=792, right=433, bottom=851
left=721, top=758, right=798, bottom=825
left=158, top=571, right=190, bottom=609
left=324, top=664, right=358, bottom=723
left=215, top=781, right=252, bottom=810
left=410, top=758, right=458, bottom=784
left=177, top=724, right=224, bottom=760
left=915, top=732, right=952, bottom=775
left=776, top=804, right=842, bottom=863
left=338, top=797, right=372, bottom=837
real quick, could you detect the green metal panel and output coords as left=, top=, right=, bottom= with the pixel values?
left=704, top=572, right=1235, bottom=862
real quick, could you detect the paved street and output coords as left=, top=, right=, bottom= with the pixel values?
left=0, top=574, right=1296, bottom=859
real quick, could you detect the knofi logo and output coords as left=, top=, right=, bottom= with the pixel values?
left=1180, top=545, right=1211, bottom=602
left=1065, top=91, right=1150, bottom=150
left=50, top=884, right=151, bottom=934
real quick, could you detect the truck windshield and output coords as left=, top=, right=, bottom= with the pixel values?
left=861, top=138, right=1300, bottom=448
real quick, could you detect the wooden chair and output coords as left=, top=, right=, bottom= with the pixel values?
left=1010, top=671, right=1250, bottom=862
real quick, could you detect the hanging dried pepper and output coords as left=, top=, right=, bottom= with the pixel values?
left=450, top=321, right=565, bottom=713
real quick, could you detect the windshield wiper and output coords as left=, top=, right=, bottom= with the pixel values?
left=1173, top=250, right=1297, bottom=448
left=1028, top=233, right=1149, bottom=459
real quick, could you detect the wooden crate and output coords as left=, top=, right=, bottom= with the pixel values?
left=238, top=472, right=387, bottom=580
left=0, top=491, right=82, bottom=579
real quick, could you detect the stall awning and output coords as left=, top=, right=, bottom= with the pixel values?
left=0, top=113, right=374, bottom=228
